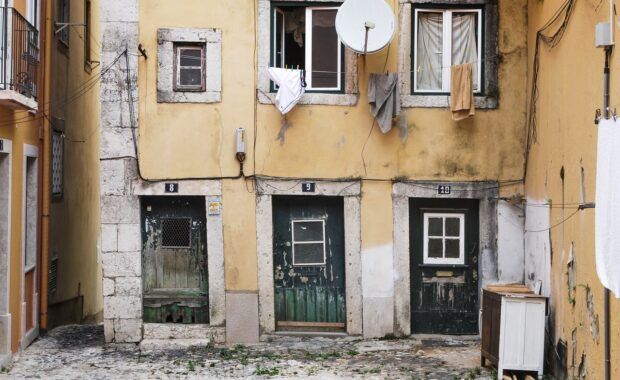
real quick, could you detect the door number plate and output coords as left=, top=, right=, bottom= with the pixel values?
left=301, top=182, right=316, bottom=193
left=165, top=183, right=179, bottom=193
left=437, top=185, right=451, bottom=195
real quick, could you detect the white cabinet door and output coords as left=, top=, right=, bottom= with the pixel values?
left=499, top=297, right=545, bottom=376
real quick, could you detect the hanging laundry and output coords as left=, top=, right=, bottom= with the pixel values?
left=368, top=73, right=400, bottom=134
left=450, top=63, right=475, bottom=121
left=596, top=118, right=620, bottom=298
left=268, top=67, right=305, bottom=115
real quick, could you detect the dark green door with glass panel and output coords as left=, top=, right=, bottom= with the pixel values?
left=141, top=196, right=209, bottom=324
left=410, top=198, right=479, bottom=334
left=272, top=196, right=345, bottom=331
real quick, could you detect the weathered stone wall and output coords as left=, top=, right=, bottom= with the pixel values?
left=99, top=0, right=143, bottom=343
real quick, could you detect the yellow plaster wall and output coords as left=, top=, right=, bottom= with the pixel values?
left=0, top=0, right=46, bottom=354
left=526, top=0, right=619, bottom=377
left=47, top=0, right=102, bottom=324
left=138, top=0, right=527, bottom=294
left=0, top=111, right=41, bottom=352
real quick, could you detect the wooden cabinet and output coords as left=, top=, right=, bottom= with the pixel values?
left=481, top=286, right=547, bottom=379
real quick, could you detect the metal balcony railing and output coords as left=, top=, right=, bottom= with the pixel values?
left=0, top=7, right=39, bottom=100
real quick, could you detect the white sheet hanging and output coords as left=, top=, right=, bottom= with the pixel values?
left=267, top=67, right=305, bottom=115
left=596, top=118, right=620, bottom=298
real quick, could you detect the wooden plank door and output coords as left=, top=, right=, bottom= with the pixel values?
left=141, top=196, right=208, bottom=324
left=272, top=196, right=345, bottom=332
left=410, top=198, right=479, bottom=334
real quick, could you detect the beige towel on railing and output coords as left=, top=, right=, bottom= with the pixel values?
left=450, top=63, right=475, bottom=121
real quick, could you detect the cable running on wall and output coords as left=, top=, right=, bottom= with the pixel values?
left=525, top=0, right=577, bottom=178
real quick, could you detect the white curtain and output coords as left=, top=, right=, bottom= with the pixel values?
left=452, top=13, right=478, bottom=89
left=416, top=12, right=443, bottom=91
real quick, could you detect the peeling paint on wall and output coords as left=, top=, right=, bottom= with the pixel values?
left=583, top=285, right=599, bottom=342
left=567, top=242, right=576, bottom=307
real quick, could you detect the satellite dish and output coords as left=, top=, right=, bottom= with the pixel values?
left=335, top=0, right=396, bottom=54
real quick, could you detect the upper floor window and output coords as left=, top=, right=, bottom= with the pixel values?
left=174, top=44, right=206, bottom=92
left=272, top=5, right=342, bottom=92
left=413, top=8, right=481, bottom=94
left=157, top=28, right=222, bottom=104
left=84, top=0, right=92, bottom=70
left=57, top=0, right=69, bottom=46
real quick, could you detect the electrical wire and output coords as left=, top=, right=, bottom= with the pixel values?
left=525, top=208, right=581, bottom=233
left=525, top=0, right=577, bottom=177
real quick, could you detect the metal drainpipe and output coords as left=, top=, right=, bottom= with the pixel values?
left=603, top=45, right=612, bottom=380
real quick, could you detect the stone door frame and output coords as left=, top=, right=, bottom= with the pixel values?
left=256, top=179, right=362, bottom=338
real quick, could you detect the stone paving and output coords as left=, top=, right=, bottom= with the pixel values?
left=0, top=325, right=493, bottom=379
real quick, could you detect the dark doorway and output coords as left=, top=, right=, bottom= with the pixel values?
left=272, top=196, right=345, bottom=332
left=410, top=198, right=480, bottom=334
left=141, top=196, right=209, bottom=324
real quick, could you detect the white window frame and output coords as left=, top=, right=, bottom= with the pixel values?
left=291, top=219, right=326, bottom=266
left=271, top=6, right=342, bottom=92
left=174, top=45, right=206, bottom=92
left=413, top=8, right=482, bottom=94
left=423, top=212, right=465, bottom=265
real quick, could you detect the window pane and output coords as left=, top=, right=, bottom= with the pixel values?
left=428, top=238, right=443, bottom=258
left=445, top=239, right=460, bottom=259
left=179, top=68, right=202, bottom=87
left=416, top=12, right=443, bottom=91
left=274, top=10, right=284, bottom=68
left=293, top=221, right=323, bottom=242
left=294, top=243, right=325, bottom=265
left=311, top=9, right=338, bottom=88
left=428, top=217, right=443, bottom=236
left=445, top=218, right=461, bottom=237
left=452, top=12, right=478, bottom=89
left=179, top=48, right=202, bottom=67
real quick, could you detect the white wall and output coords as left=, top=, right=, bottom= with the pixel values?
left=497, top=202, right=525, bottom=284
left=524, top=200, right=551, bottom=296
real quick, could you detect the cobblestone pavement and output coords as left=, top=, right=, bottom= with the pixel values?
left=0, top=325, right=493, bottom=379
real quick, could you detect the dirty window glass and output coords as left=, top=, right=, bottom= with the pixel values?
left=292, top=219, right=326, bottom=265
left=293, top=221, right=324, bottom=241
left=310, top=8, right=339, bottom=89
left=175, top=45, right=205, bottom=91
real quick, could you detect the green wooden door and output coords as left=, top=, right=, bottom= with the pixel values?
left=141, top=196, right=209, bottom=324
left=410, top=198, right=479, bottom=334
left=273, top=196, right=345, bottom=331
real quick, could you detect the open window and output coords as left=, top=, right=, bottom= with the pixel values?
left=57, top=0, right=69, bottom=46
left=272, top=5, right=342, bottom=92
left=84, top=0, right=92, bottom=71
left=413, top=8, right=482, bottom=94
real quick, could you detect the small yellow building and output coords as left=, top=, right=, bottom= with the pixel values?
left=0, top=0, right=47, bottom=365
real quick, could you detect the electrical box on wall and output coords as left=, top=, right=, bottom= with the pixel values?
left=236, top=128, right=246, bottom=155
left=596, top=21, right=614, bottom=47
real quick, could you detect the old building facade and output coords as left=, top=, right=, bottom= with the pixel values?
left=95, top=0, right=528, bottom=344
left=0, top=0, right=46, bottom=365
left=39, top=0, right=620, bottom=378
